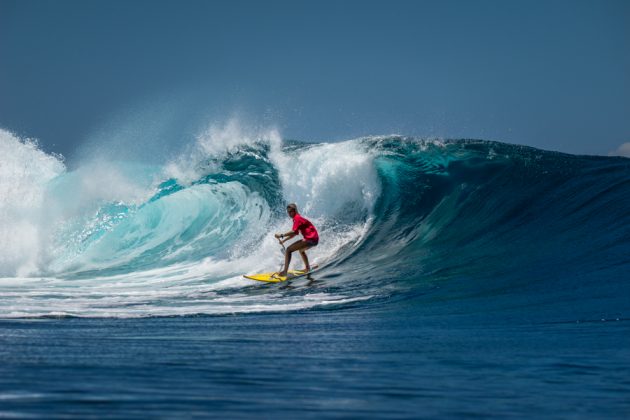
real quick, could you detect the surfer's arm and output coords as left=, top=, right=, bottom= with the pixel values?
left=275, top=231, right=298, bottom=242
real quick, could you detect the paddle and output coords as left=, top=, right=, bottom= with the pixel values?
left=277, top=237, right=286, bottom=273
left=277, top=237, right=286, bottom=254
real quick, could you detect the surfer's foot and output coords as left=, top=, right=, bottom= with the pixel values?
left=276, top=271, right=287, bottom=277
left=298, top=264, right=317, bottom=273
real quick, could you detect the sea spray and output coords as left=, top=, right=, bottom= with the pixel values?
left=0, top=129, right=65, bottom=276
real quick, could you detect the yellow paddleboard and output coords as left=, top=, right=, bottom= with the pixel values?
left=244, top=265, right=319, bottom=283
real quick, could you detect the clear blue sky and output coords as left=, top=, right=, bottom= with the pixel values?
left=1, top=0, right=629, bottom=158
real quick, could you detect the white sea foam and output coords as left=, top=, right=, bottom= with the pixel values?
left=270, top=139, right=380, bottom=218
left=0, top=129, right=65, bottom=276
left=164, top=118, right=282, bottom=185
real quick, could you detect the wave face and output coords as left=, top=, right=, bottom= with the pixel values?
left=1, top=128, right=629, bottom=319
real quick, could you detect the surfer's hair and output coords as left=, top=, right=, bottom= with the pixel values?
left=287, top=203, right=298, bottom=212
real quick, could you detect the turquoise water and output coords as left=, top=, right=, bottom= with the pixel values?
left=1, top=130, right=629, bottom=416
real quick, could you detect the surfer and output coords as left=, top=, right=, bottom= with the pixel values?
left=274, top=203, right=319, bottom=277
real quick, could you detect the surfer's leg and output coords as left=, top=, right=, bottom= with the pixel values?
left=279, top=240, right=305, bottom=276
left=279, top=248, right=292, bottom=277
left=298, top=248, right=311, bottom=272
left=280, top=240, right=310, bottom=275
left=298, top=239, right=318, bottom=272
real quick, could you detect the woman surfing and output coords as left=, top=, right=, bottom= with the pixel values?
left=274, top=203, right=319, bottom=277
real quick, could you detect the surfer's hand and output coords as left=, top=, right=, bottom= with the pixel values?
left=274, top=233, right=282, bottom=239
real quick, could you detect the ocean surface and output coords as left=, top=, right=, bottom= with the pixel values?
left=1, top=128, right=629, bottom=417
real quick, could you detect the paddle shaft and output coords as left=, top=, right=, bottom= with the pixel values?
left=277, top=238, right=286, bottom=271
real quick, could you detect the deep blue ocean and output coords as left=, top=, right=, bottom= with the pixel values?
left=1, top=129, right=629, bottom=417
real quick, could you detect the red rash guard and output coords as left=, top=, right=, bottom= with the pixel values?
left=292, top=213, right=319, bottom=242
